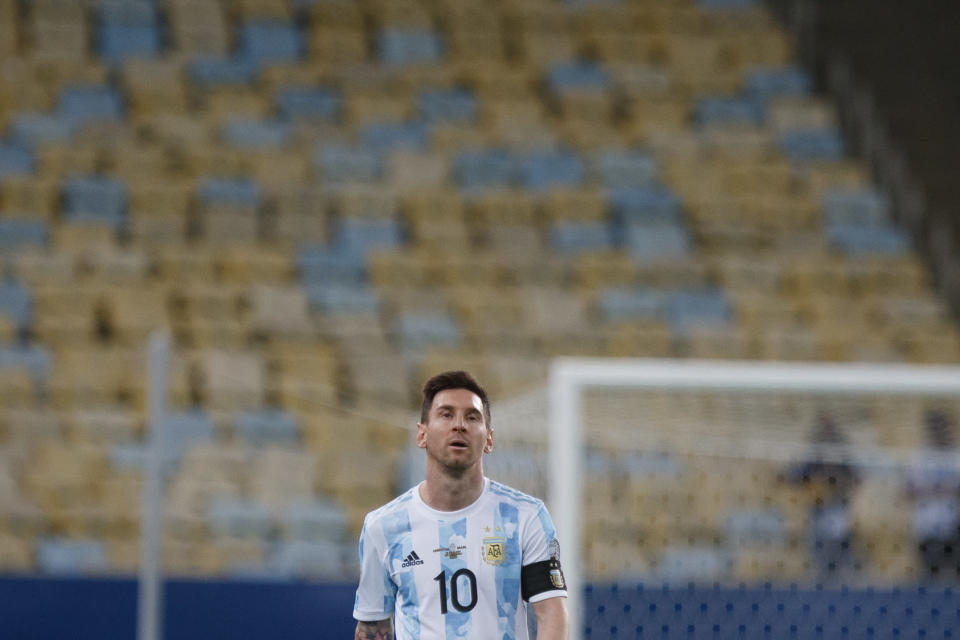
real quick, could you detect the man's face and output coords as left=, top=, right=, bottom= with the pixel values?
left=417, top=388, right=493, bottom=473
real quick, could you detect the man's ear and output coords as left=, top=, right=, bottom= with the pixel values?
left=416, top=423, right=427, bottom=449
left=483, top=427, right=494, bottom=453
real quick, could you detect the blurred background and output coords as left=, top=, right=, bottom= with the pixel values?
left=0, top=0, right=959, bottom=637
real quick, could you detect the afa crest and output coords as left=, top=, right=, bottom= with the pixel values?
left=482, top=537, right=506, bottom=566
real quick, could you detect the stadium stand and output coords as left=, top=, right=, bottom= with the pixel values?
left=0, top=3, right=958, bottom=633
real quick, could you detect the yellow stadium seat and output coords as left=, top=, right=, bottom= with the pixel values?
left=387, top=151, right=449, bottom=193
left=219, top=246, right=293, bottom=284
left=538, top=188, right=607, bottom=223
left=0, top=176, right=60, bottom=218
left=197, top=349, right=266, bottom=411
left=250, top=447, right=317, bottom=513
left=0, top=534, right=33, bottom=572
left=248, top=284, right=315, bottom=340
left=683, top=325, right=755, bottom=360
left=167, top=0, right=229, bottom=55
left=308, top=26, right=369, bottom=64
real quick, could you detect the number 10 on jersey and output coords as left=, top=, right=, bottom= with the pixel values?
left=434, top=569, right=478, bottom=614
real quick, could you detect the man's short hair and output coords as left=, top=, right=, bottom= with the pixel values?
left=420, top=370, right=491, bottom=427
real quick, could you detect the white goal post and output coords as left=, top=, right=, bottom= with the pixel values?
left=548, top=357, right=960, bottom=640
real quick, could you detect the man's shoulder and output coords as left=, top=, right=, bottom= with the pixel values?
left=364, top=486, right=418, bottom=526
left=487, top=479, right=547, bottom=512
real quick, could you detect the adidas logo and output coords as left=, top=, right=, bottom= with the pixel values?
left=401, top=550, right=424, bottom=568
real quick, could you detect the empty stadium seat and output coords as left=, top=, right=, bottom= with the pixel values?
left=394, top=310, right=462, bottom=351
left=592, top=149, right=659, bottom=189
left=779, top=129, right=845, bottom=163
left=36, top=538, right=109, bottom=575
left=234, top=409, right=300, bottom=447
left=275, top=86, right=342, bottom=121
left=62, top=176, right=127, bottom=227
left=360, top=121, right=428, bottom=151
left=222, top=119, right=293, bottom=148
left=453, top=149, right=515, bottom=192
left=189, top=56, right=258, bottom=88
left=416, top=88, right=477, bottom=123
left=549, top=221, right=612, bottom=254
left=0, top=219, right=48, bottom=250
left=314, top=145, right=384, bottom=184
left=0, top=282, right=32, bottom=334
left=239, top=20, right=304, bottom=65
left=97, top=0, right=161, bottom=62
left=377, top=28, right=443, bottom=66
left=0, top=144, right=35, bottom=177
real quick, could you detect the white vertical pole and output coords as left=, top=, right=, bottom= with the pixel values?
left=549, top=360, right=582, bottom=640
left=138, top=332, right=169, bottom=640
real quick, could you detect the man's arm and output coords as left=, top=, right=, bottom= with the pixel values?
left=355, top=618, right=393, bottom=640
left=532, top=597, right=569, bottom=640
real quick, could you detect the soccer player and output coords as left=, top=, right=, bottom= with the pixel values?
left=353, top=370, right=569, bottom=640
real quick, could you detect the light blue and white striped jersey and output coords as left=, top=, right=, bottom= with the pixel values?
left=354, top=477, right=567, bottom=640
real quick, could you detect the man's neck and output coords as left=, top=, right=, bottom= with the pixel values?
left=420, top=465, right=485, bottom=512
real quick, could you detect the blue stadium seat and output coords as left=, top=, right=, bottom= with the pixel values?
left=8, top=113, right=75, bottom=147
left=281, top=500, right=348, bottom=542
left=268, top=539, right=346, bottom=579
left=597, top=287, right=666, bottom=322
left=416, top=88, right=477, bottom=123
left=822, top=188, right=891, bottom=227
left=609, top=187, right=682, bottom=226
left=97, top=0, right=161, bottom=62
left=0, top=344, right=52, bottom=381
left=314, top=146, right=384, bottom=184
left=693, top=96, right=764, bottom=126
left=222, top=119, right=293, bottom=149
left=63, top=176, right=127, bottom=226
left=240, top=21, right=304, bottom=66
left=667, top=290, right=731, bottom=333
left=0, top=144, right=34, bottom=177
left=546, top=61, right=610, bottom=93
left=453, top=149, right=515, bottom=192
left=99, top=24, right=161, bottom=62
left=593, top=150, right=659, bottom=189
left=0, top=219, right=48, bottom=250
left=827, top=225, right=910, bottom=255
left=37, top=538, right=108, bottom=575
left=303, top=283, right=380, bottom=314
left=779, top=129, right=845, bottom=163
left=189, top=56, right=257, bottom=88
left=296, top=246, right=368, bottom=286
left=161, top=410, right=216, bottom=467
left=57, top=86, right=124, bottom=127
left=624, top=224, right=691, bottom=261
left=99, top=0, right=157, bottom=25
left=337, top=218, right=405, bottom=255
left=745, top=66, right=813, bottom=102
left=359, top=121, right=428, bottom=151
left=197, top=177, right=261, bottom=207
left=208, top=498, right=274, bottom=538
left=725, top=508, right=788, bottom=544
left=234, top=409, right=299, bottom=446
left=275, top=87, right=341, bottom=122
left=377, top=28, right=443, bottom=66
left=518, top=151, right=584, bottom=191
left=395, top=310, right=461, bottom=350
left=656, top=545, right=732, bottom=583
left=549, top=221, right=612, bottom=254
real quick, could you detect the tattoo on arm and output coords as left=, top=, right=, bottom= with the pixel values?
left=355, top=619, right=394, bottom=640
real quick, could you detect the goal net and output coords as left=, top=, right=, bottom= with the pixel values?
left=484, top=358, right=960, bottom=639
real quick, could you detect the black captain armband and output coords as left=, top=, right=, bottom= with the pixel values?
left=521, top=557, right=567, bottom=600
